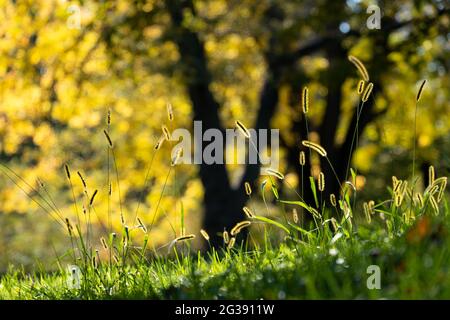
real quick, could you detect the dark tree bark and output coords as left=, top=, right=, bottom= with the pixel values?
left=167, top=0, right=281, bottom=247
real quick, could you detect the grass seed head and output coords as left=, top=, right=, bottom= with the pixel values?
left=414, top=193, right=424, bottom=208
left=64, top=164, right=71, bottom=180
left=162, top=125, right=171, bottom=141
left=363, top=202, right=371, bottom=223
left=137, top=217, right=147, bottom=233
left=293, top=208, right=299, bottom=223
left=368, top=200, right=375, bottom=213
left=416, top=79, right=427, bottom=102
left=318, top=172, right=325, bottom=192
left=223, top=231, right=230, bottom=244
left=89, top=189, right=98, bottom=206
left=243, top=206, right=254, bottom=218
left=357, top=80, right=365, bottom=94
left=299, top=151, right=306, bottom=166
left=167, top=102, right=174, bottom=121
left=154, top=135, right=165, bottom=150
left=429, top=195, right=439, bottom=215
left=100, top=237, right=108, bottom=250
left=171, top=147, right=183, bottom=166
left=330, top=217, right=339, bottom=232
left=244, top=182, right=252, bottom=196
left=230, top=221, right=251, bottom=236
left=235, top=120, right=251, bottom=139
left=200, top=229, right=210, bottom=241
left=77, top=171, right=87, bottom=189
left=330, top=193, right=337, bottom=207
left=175, top=234, right=196, bottom=243
left=428, top=165, right=435, bottom=185
left=103, top=130, right=113, bottom=148
left=65, top=218, right=73, bottom=236
left=434, top=177, right=447, bottom=202
left=394, top=194, right=403, bottom=207
left=227, top=237, right=236, bottom=249
left=265, top=168, right=285, bottom=180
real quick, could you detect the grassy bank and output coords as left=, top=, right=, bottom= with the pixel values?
left=1, top=197, right=448, bottom=300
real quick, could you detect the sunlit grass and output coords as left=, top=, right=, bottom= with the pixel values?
left=0, top=207, right=448, bottom=299
left=0, top=76, right=448, bottom=300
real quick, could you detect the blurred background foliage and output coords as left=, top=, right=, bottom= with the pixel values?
left=0, top=0, right=448, bottom=271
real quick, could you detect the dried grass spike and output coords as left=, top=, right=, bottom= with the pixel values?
left=363, top=202, right=371, bottom=223
left=64, top=164, right=71, bottom=180
left=265, top=168, right=285, bottom=180
left=293, top=209, right=299, bottom=223
left=428, top=165, right=435, bottom=185
left=394, top=194, right=403, bottom=207
left=429, top=195, right=439, bottom=215
left=154, top=135, right=165, bottom=150
left=243, top=206, right=254, bottom=218
left=103, top=130, right=113, bottom=148
left=368, top=200, right=375, bottom=213
left=171, top=147, right=183, bottom=166
left=392, top=176, right=399, bottom=189
left=166, top=102, right=174, bottom=121
left=223, top=231, right=229, bottom=244
left=302, top=86, right=309, bottom=114
left=89, top=189, right=98, bottom=206
left=227, top=237, right=236, bottom=249
left=77, top=171, right=87, bottom=189
left=230, top=221, right=251, bottom=236
left=299, top=151, right=306, bottom=166
left=162, top=125, right=171, bottom=141
left=318, top=172, right=325, bottom=191
left=330, top=194, right=337, bottom=207
left=357, top=80, right=365, bottom=94
left=200, top=229, right=210, bottom=241
left=302, top=140, right=327, bottom=157
left=330, top=218, right=339, bottom=232
left=416, top=80, right=427, bottom=102
left=436, top=178, right=447, bottom=203
left=414, top=193, right=424, bottom=208
left=244, top=182, right=252, bottom=196
left=137, top=217, right=147, bottom=233
left=362, top=82, right=373, bottom=102
left=235, top=120, right=251, bottom=139
left=100, top=237, right=108, bottom=250
left=65, top=218, right=73, bottom=236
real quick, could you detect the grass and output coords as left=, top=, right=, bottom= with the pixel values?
left=0, top=73, right=448, bottom=300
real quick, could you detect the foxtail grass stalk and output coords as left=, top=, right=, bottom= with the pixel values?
left=413, top=80, right=426, bottom=189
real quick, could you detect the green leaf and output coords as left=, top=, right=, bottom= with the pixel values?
left=309, top=176, right=319, bottom=208
left=253, top=215, right=290, bottom=234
